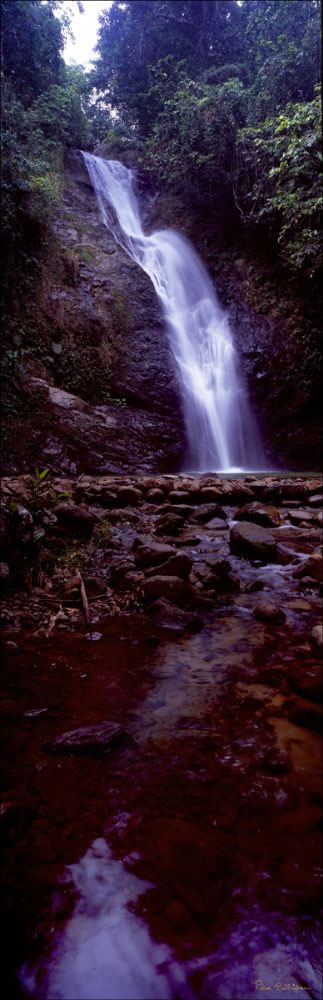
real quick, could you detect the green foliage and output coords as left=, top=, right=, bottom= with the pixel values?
left=145, top=66, right=247, bottom=197
left=49, top=488, right=73, bottom=503
left=92, top=518, right=112, bottom=545
left=59, top=545, right=89, bottom=570
left=33, top=467, right=50, bottom=485
left=237, top=90, right=322, bottom=274
left=91, top=0, right=321, bottom=279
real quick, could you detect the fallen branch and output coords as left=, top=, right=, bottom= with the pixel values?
left=76, top=571, right=90, bottom=626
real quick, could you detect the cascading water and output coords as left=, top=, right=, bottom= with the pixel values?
left=82, top=152, right=264, bottom=472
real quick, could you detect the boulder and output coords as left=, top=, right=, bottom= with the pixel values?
left=14, top=504, right=33, bottom=545
left=161, top=504, right=192, bottom=519
left=288, top=509, right=318, bottom=526
left=199, top=487, right=223, bottom=502
left=155, top=514, right=184, bottom=536
left=234, top=502, right=282, bottom=528
left=254, top=601, right=286, bottom=625
left=168, top=490, right=191, bottom=504
left=0, top=562, right=10, bottom=581
left=225, top=485, right=255, bottom=502
left=147, top=598, right=202, bottom=633
left=205, top=572, right=240, bottom=593
left=55, top=503, right=98, bottom=535
left=308, top=494, right=323, bottom=508
left=176, top=531, right=203, bottom=547
left=276, top=544, right=294, bottom=565
left=205, top=557, right=231, bottom=577
left=134, top=542, right=174, bottom=568
left=116, top=486, right=142, bottom=505
left=142, top=575, right=188, bottom=606
left=285, top=661, right=323, bottom=702
left=230, top=521, right=277, bottom=562
left=145, top=552, right=192, bottom=580
left=0, top=514, right=10, bottom=556
left=311, top=624, right=323, bottom=649
left=287, top=696, right=322, bottom=733
left=193, top=504, right=226, bottom=524
left=303, top=554, right=323, bottom=582
left=205, top=517, right=228, bottom=531
left=146, top=489, right=165, bottom=503
left=43, top=721, right=126, bottom=755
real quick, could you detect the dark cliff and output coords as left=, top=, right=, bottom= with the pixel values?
left=1, top=149, right=321, bottom=475
left=1, top=150, right=185, bottom=476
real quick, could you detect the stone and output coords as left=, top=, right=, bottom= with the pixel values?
left=155, top=514, right=184, bottom=536
left=161, top=504, right=193, bottom=519
left=132, top=534, right=154, bottom=551
left=176, top=531, right=203, bottom=546
left=199, top=487, right=223, bottom=502
left=124, top=571, right=144, bottom=586
left=142, top=575, right=188, bottom=606
left=204, top=517, right=228, bottom=531
left=287, top=696, right=322, bottom=733
left=230, top=521, right=277, bottom=562
left=288, top=509, right=317, bottom=526
left=0, top=562, right=10, bottom=581
left=311, top=624, right=323, bottom=649
left=145, top=552, right=192, bottom=580
left=205, top=572, right=240, bottom=593
left=280, top=483, right=307, bottom=500
left=43, top=721, right=126, bottom=755
left=286, top=661, right=323, bottom=702
left=234, top=502, right=282, bottom=528
left=308, top=494, right=323, bottom=508
left=14, top=504, right=33, bottom=545
left=146, top=489, right=165, bottom=503
left=276, top=544, right=294, bottom=565
left=225, top=484, right=255, bottom=502
left=134, top=542, right=174, bottom=568
left=205, top=557, right=231, bottom=577
left=116, top=486, right=142, bottom=505
left=168, top=490, right=191, bottom=504
left=147, top=598, right=202, bottom=633
left=303, top=554, right=323, bottom=582
left=193, top=504, right=226, bottom=524
left=84, top=575, right=106, bottom=596
left=55, top=503, right=98, bottom=535
left=254, top=601, right=286, bottom=624
left=0, top=514, right=10, bottom=556
left=243, top=579, right=265, bottom=593
left=78, top=486, right=117, bottom=507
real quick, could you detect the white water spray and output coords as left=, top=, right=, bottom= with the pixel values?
left=82, top=152, right=264, bottom=472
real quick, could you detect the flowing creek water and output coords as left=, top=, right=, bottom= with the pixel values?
left=81, top=153, right=264, bottom=473
left=1, top=493, right=322, bottom=1000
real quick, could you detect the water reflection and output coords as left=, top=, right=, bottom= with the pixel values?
left=21, top=840, right=321, bottom=1000
left=21, top=838, right=187, bottom=1000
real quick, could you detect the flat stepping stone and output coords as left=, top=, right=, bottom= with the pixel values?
left=43, top=722, right=126, bottom=756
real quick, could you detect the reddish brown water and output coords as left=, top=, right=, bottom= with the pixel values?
left=1, top=557, right=322, bottom=998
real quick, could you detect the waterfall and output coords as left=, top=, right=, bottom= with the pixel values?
left=82, top=152, right=264, bottom=472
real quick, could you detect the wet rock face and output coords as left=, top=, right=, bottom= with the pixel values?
left=230, top=521, right=277, bottom=562
left=17, top=378, right=183, bottom=477
left=2, top=150, right=185, bottom=477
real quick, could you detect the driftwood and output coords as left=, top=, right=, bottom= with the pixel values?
left=77, top=571, right=90, bottom=626
left=63, top=570, right=90, bottom=625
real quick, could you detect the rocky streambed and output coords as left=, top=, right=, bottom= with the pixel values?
left=1, top=473, right=322, bottom=999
